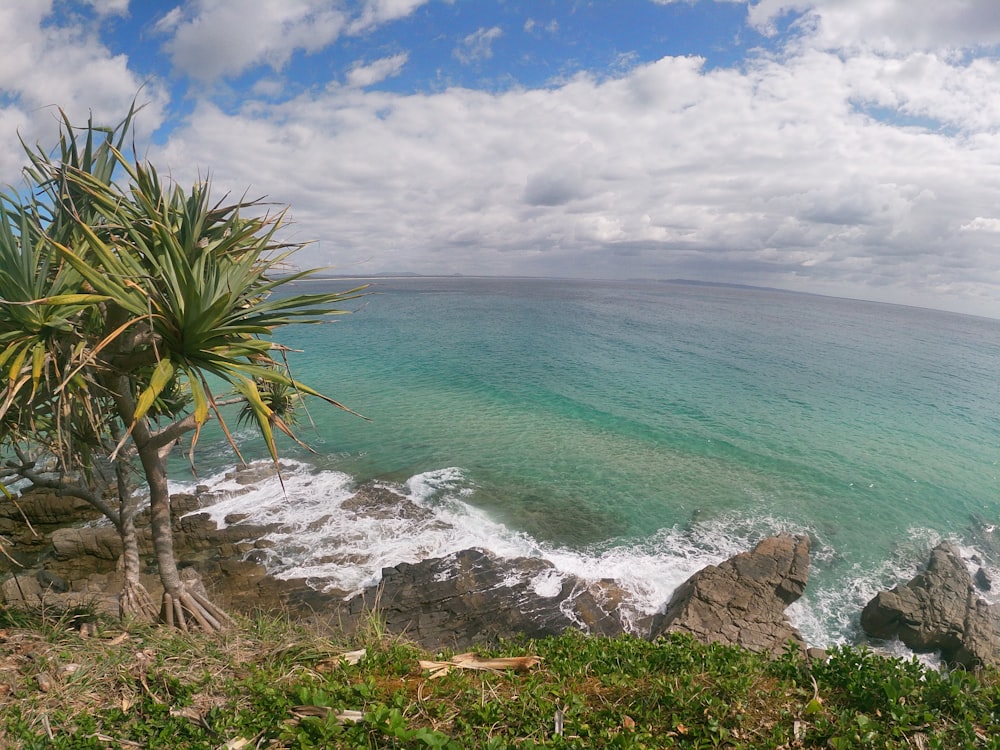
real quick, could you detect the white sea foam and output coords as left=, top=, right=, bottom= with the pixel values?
left=172, top=462, right=809, bottom=628
left=169, top=460, right=997, bottom=653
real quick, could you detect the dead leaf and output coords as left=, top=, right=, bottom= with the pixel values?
left=793, top=720, right=805, bottom=741
left=419, top=653, right=542, bottom=678
left=170, top=706, right=203, bottom=723
left=290, top=706, right=365, bottom=724
left=316, top=648, right=366, bottom=671
left=336, top=648, right=366, bottom=665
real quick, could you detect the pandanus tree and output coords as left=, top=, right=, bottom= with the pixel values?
left=0, top=108, right=365, bottom=629
left=0, top=108, right=160, bottom=619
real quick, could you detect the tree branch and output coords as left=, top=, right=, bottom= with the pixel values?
left=3, top=461, right=121, bottom=529
left=146, top=413, right=198, bottom=454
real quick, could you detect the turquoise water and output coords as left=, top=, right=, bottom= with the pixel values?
left=182, top=277, right=1000, bottom=646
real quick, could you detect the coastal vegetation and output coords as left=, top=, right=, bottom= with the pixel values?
left=0, top=105, right=364, bottom=629
left=2, top=605, right=1000, bottom=749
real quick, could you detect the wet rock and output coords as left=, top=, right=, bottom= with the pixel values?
left=344, top=548, right=631, bottom=649
left=168, top=493, right=207, bottom=516
left=228, top=462, right=282, bottom=486
left=975, top=567, right=992, bottom=592
left=566, top=578, right=640, bottom=636
left=861, top=542, right=1000, bottom=668
left=649, top=534, right=811, bottom=656
left=340, top=483, right=438, bottom=522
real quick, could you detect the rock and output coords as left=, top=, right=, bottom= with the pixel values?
left=806, top=647, right=828, bottom=662
left=860, top=542, right=1000, bottom=668
left=649, top=534, right=811, bottom=656
left=0, top=489, right=101, bottom=526
left=340, top=483, right=439, bottom=522
left=570, top=578, right=641, bottom=637
left=1, top=573, right=42, bottom=604
left=36, top=570, right=68, bottom=593
left=51, top=526, right=123, bottom=562
left=344, top=548, right=630, bottom=649
left=169, top=493, right=206, bottom=516
left=173, top=512, right=275, bottom=553
left=228, top=463, right=282, bottom=486
left=975, top=567, right=992, bottom=591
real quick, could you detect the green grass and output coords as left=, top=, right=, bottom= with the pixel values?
left=2, top=604, right=1000, bottom=748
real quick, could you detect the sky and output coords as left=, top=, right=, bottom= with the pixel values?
left=3, top=1, right=1000, bottom=317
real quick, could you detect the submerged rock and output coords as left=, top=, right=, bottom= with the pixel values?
left=648, top=533, right=811, bottom=656
left=861, top=542, right=1000, bottom=668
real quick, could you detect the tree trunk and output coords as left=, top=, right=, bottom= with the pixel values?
left=114, top=453, right=156, bottom=623
left=136, top=432, right=232, bottom=632
left=108, top=366, right=232, bottom=632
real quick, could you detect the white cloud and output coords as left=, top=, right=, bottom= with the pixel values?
left=454, top=26, right=503, bottom=64
left=524, top=18, right=559, bottom=34
left=346, top=54, right=409, bottom=88
left=83, top=0, right=130, bottom=16
left=749, top=0, right=1000, bottom=52
left=159, top=0, right=432, bottom=82
left=348, top=0, right=431, bottom=33
left=961, top=217, right=1000, bottom=233
left=842, top=52, right=1000, bottom=133
left=161, top=0, right=348, bottom=81
left=5, top=0, right=1000, bottom=316
left=0, top=1, right=164, bottom=181
left=151, top=47, right=1000, bottom=315
left=153, top=6, right=183, bottom=33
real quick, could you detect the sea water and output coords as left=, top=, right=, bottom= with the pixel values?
left=171, top=277, right=1000, bottom=648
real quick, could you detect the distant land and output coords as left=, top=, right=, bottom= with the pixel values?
left=302, top=272, right=797, bottom=296
left=297, top=273, right=996, bottom=319
left=647, top=278, right=799, bottom=294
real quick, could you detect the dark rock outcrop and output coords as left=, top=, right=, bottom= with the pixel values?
left=648, top=533, right=811, bottom=656
left=344, top=548, right=633, bottom=649
left=860, top=542, right=1000, bottom=668
left=975, top=567, right=992, bottom=592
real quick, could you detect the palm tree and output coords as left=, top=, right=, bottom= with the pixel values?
left=0, top=107, right=366, bottom=629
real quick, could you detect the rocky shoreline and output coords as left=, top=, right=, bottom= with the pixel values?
left=3, top=467, right=1000, bottom=668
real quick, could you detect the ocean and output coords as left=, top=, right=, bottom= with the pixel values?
left=173, top=277, right=1000, bottom=650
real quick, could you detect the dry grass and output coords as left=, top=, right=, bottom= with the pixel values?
left=3, top=603, right=1000, bottom=748
left=0, top=604, right=353, bottom=748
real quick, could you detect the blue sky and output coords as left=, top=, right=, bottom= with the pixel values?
left=4, top=1, right=1000, bottom=317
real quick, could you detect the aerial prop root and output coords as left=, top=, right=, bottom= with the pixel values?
left=160, top=586, right=234, bottom=633
left=119, top=578, right=158, bottom=623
